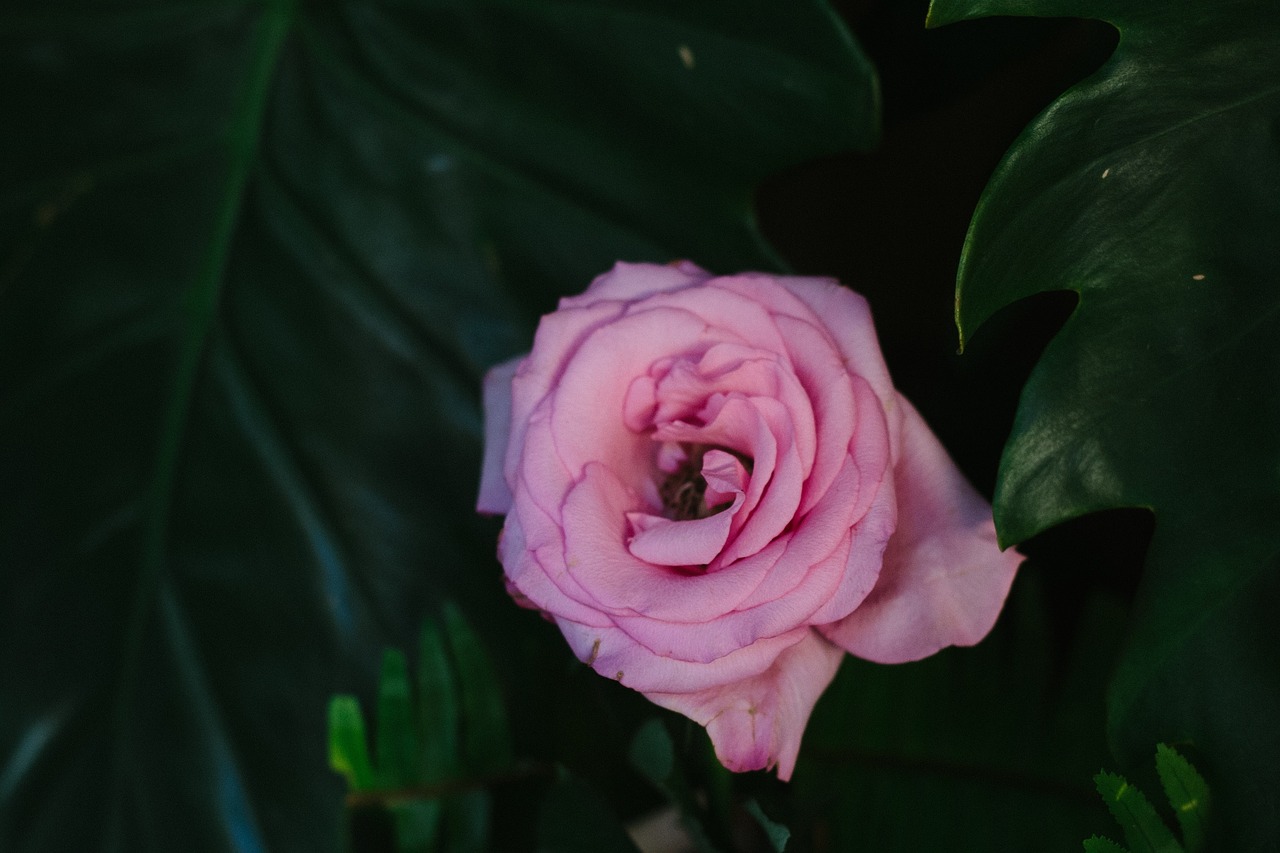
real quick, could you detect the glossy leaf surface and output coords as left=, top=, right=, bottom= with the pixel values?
left=0, top=2, right=876, bottom=850
left=927, top=0, right=1280, bottom=846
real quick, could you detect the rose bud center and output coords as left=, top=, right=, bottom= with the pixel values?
left=657, top=443, right=750, bottom=521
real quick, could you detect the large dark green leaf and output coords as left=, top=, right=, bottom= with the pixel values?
left=792, top=570, right=1120, bottom=851
left=0, top=2, right=875, bottom=849
left=926, top=0, right=1280, bottom=846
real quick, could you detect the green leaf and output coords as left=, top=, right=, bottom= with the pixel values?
left=376, top=649, right=420, bottom=789
left=925, top=0, right=1280, bottom=844
left=1093, top=772, right=1181, bottom=853
left=1154, top=745, right=1210, bottom=853
left=1084, top=836, right=1130, bottom=853
left=794, top=570, right=1119, bottom=851
left=442, top=602, right=511, bottom=777
left=629, top=718, right=676, bottom=790
left=328, top=695, right=376, bottom=791
left=744, top=799, right=790, bottom=853
left=417, top=619, right=461, bottom=784
left=537, top=774, right=643, bottom=853
left=0, top=1, right=875, bottom=850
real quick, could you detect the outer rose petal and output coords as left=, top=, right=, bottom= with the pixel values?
left=645, top=630, right=844, bottom=781
left=477, top=357, right=523, bottom=515
left=566, top=260, right=711, bottom=308
left=821, top=396, right=1022, bottom=663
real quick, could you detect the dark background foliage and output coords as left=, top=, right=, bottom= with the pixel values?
left=4, top=0, right=1271, bottom=850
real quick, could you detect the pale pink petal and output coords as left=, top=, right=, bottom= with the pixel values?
left=645, top=630, right=845, bottom=781
left=625, top=493, right=743, bottom=566
left=770, top=314, right=862, bottom=516
left=821, top=395, right=1022, bottom=663
left=560, top=463, right=779, bottom=621
left=498, top=503, right=614, bottom=629
left=769, top=276, right=895, bottom=407
left=805, top=471, right=897, bottom=626
left=564, top=260, right=712, bottom=308
left=503, top=299, right=628, bottom=490
left=605, top=462, right=877, bottom=664
left=477, top=356, right=523, bottom=515
left=609, top=532, right=851, bottom=663
left=548, top=307, right=732, bottom=488
left=651, top=394, right=801, bottom=567
left=700, top=449, right=748, bottom=506
left=636, top=283, right=793, bottom=362
left=557, top=618, right=810, bottom=694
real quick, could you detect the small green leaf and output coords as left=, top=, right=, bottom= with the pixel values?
left=1084, top=836, right=1130, bottom=853
left=328, top=695, right=376, bottom=791
left=1093, top=772, right=1182, bottom=853
left=1154, top=745, right=1210, bottom=853
left=376, top=649, right=420, bottom=789
left=629, top=718, right=675, bottom=788
left=744, top=799, right=790, bottom=852
left=537, top=775, right=643, bottom=853
left=418, top=619, right=461, bottom=784
left=442, top=602, right=512, bottom=775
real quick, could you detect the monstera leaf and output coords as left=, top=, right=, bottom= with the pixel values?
left=0, top=3, right=875, bottom=850
left=927, top=0, right=1280, bottom=847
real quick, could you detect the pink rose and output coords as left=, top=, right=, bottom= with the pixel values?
left=477, top=262, right=1021, bottom=779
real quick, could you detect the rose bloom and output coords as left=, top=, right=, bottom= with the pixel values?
left=478, top=262, right=1021, bottom=779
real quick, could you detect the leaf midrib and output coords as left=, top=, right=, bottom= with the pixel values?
left=106, top=0, right=296, bottom=843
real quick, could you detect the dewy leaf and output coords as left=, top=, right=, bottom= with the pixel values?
left=1153, top=745, right=1210, bottom=853
left=1092, top=772, right=1181, bottom=853
left=0, top=1, right=876, bottom=850
left=926, top=0, right=1280, bottom=844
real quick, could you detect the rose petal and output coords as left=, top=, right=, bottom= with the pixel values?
left=821, top=395, right=1022, bottom=662
left=700, top=448, right=748, bottom=506
left=645, top=630, right=844, bottom=781
left=549, top=307, right=733, bottom=488
left=565, top=260, right=712, bottom=308
left=499, top=502, right=614, bottom=629
left=557, top=617, right=811, bottom=694
left=606, top=460, right=881, bottom=664
left=767, top=275, right=896, bottom=407
left=559, top=463, right=779, bottom=621
left=477, top=357, right=523, bottom=515
left=503, top=299, right=630, bottom=494
left=626, top=493, right=743, bottom=566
